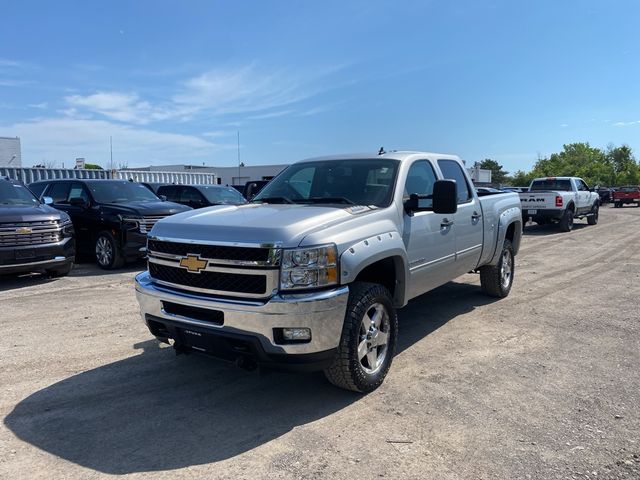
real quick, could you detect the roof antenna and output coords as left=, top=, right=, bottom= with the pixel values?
left=378, top=147, right=385, bottom=155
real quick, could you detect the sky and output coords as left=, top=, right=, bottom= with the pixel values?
left=1, top=0, right=639, bottom=173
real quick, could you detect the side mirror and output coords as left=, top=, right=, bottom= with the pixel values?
left=159, top=195, right=167, bottom=201
left=432, top=180, right=458, bottom=214
left=69, top=197, right=88, bottom=208
left=42, top=196, right=53, bottom=205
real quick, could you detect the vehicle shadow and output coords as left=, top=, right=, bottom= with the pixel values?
left=523, top=222, right=589, bottom=236
left=4, top=279, right=500, bottom=474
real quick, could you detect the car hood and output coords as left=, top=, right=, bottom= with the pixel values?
left=0, top=204, right=68, bottom=223
left=150, top=203, right=381, bottom=247
left=100, top=201, right=191, bottom=216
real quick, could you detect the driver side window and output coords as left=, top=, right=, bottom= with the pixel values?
left=404, top=161, right=437, bottom=209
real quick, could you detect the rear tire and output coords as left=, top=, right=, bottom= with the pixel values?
left=480, top=239, right=515, bottom=298
left=587, top=203, right=599, bottom=225
left=324, top=282, right=398, bottom=393
left=95, top=231, right=124, bottom=270
left=559, top=208, right=574, bottom=232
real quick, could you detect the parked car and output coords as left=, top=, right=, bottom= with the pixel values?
left=501, top=186, right=529, bottom=193
left=0, top=177, right=75, bottom=276
left=596, top=186, right=613, bottom=204
left=135, top=151, right=523, bottom=392
left=612, top=186, right=640, bottom=208
left=157, top=184, right=247, bottom=209
left=29, top=179, right=191, bottom=269
left=476, top=187, right=504, bottom=195
left=140, top=182, right=171, bottom=194
left=519, top=177, right=600, bottom=231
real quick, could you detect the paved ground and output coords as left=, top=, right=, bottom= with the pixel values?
left=1, top=206, right=639, bottom=480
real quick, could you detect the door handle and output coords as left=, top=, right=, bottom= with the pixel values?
left=471, top=211, right=482, bottom=220
left=441, top=218, right=454, bottom=228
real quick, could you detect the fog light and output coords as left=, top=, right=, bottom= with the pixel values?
left=282, top=328, right=311, bottom=341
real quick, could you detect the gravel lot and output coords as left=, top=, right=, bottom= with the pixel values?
left=1, top=206, right=639, bottom=480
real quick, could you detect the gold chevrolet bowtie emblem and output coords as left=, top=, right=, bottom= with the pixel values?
left=179, top=254, right=208, bottom=273
left=16, top=227, right=32, bottom=234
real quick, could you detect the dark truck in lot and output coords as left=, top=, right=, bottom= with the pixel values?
left=29, top=179, right=191, bottom=269
left=0, top=177, right=75, bottom=276
left=612, top=186, right=640, bottom=208
left=157, top=184, right=247, bottom=209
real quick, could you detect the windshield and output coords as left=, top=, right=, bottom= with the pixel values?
left=252, top=159, right=399, bottom=207
left=0, top=182, right=40, bottom=206
left=87, top=181, right=161, bottom=203
left=200, top=186, right=247, bottom=204
left=530, top=179, right=572, bottom=191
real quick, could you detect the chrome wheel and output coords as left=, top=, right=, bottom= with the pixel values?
left=96, top=236, right=113, bottom=267
left=500, top=249, right=513, bottom=290
left=358, top=303, right=390, bottom=375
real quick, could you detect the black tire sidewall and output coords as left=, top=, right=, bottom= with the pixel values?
left=498, top=240, right=515, bottom=296
left=345, top=283, right=398, bottom=392
left=95, top=231, right=119, bottom=269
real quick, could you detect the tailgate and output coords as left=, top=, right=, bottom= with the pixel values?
left=519, top=192, right=557, bottom=210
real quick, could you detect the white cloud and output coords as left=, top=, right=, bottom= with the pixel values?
left=613, top=120, right=640, bottom=127
left=28, top=102, right=49, bottom=109
left=1, top=117, right=231, bottom=167
left=64, top=64, right=345, bottom=125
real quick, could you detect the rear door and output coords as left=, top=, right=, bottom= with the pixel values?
left=66, top=182, right=94, bottom=248
left=437, top=159, right=483, bottom=277
left=402, top=159, right=456, bottom=299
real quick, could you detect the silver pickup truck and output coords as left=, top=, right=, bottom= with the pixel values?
left=135, top=151, right=522, bottom=392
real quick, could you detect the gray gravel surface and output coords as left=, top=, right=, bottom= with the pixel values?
left=1, top=206, right=638, bottom=480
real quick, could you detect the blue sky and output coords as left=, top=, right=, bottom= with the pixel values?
left=1, top=0, right=639, bottom=173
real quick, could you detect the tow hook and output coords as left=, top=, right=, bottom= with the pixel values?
left=235, top=356, right=258, bottom=372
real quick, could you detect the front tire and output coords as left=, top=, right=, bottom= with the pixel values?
left=95, top=231, right=124, bottom=270
left=324, top=282, right=398, bottom=393
left=480, top=239, right=515, bottom=298
left=587, top=203, right=599, bottom=225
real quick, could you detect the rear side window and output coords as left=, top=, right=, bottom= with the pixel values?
left=48, top=183, right=71, bottom=203
left=437, top=159, right=472, bottom=204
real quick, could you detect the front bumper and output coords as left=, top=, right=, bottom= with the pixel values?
left=0, top=237, right=75, bottom=275
left=134, top=271, right=349, bottom=368
left=122, top=231, right=148, bottom=261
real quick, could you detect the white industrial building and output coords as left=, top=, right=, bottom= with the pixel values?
left=127, top=163, right=288, bottom=186
left=0, top=137, right=22, bottom=168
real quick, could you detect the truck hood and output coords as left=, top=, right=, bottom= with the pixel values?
left=150, top=203, right=377, bottom=247
left=99, top=201, right=190, bottom=216
left=0, top=204, right=67, bottom=223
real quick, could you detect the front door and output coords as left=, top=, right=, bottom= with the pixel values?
left=402, top=160, right=456, bottom=300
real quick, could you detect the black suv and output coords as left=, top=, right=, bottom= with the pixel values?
left=0, top=178, right=75, bottom=276
left=29, top=179, right=190, bottom=269
left=156, top=184, right=247, bottom=209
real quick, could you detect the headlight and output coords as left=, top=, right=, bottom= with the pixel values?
left=60, top=216, right=74, bottom=236
left=280, top=244, right=339, bottom=290
left=120, top=216, right=141, bottom=231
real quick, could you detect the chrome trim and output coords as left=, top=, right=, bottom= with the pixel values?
left=148, top=248, right=282, bottom=267
left=135, top=271, right=349, bottom=354
left=0, top=257, right=70, bottom=269
left=409, top=253, right=455, bottom=272
left=149, top=235, right=283, bottom=249
left=149, top=255, right=278, bottom=276
left=456, top=244, right=482, bottom=255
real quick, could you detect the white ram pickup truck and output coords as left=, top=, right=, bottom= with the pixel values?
left=519, top=177, right=600, bottom=231
left=135, top=151, right=523, bottom=392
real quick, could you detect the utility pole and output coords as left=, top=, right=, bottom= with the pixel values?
left=237, top=131, right=241, bottom=185
left=110, top=136, right=113, bottom=172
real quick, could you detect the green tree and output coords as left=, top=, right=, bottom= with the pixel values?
left=84, top=163, right=103, bottom=170
left=508, top=170, right=534, bottom=186
left=478, top=158, right=509, bottom=185
left=606, top=144, right=638, bottom=185
left=529, top=143, right=613, bottom=186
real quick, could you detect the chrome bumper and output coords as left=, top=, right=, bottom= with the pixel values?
left=134, top=271, right=349, bottom=355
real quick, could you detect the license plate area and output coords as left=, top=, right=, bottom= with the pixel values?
left=15, top=249, right=36, bottom=260
left=528, top=209, right=537, bottom=215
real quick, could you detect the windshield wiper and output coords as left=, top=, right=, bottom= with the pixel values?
left=302, top=197, right=356, bottom=205
left=254, top=196, right=296, bottom=204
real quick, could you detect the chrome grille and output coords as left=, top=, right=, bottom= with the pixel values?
left=147, top=239, right=280, bottom=298
left=138, top=216, right=167, bottom=234
left=0, top=220, right=63, bottom=246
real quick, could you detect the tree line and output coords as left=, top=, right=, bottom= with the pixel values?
left=478, top=143, right=639, bottom=187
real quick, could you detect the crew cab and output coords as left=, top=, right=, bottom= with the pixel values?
left=519, top=177, right=600, bottom=231
left=0, top=178, right=75, bottom=276
left=29, top=179, right=191, bottom=269
left=612, top=186, right=640, bottom=208
left=134, top=151, right=523, bottom=392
